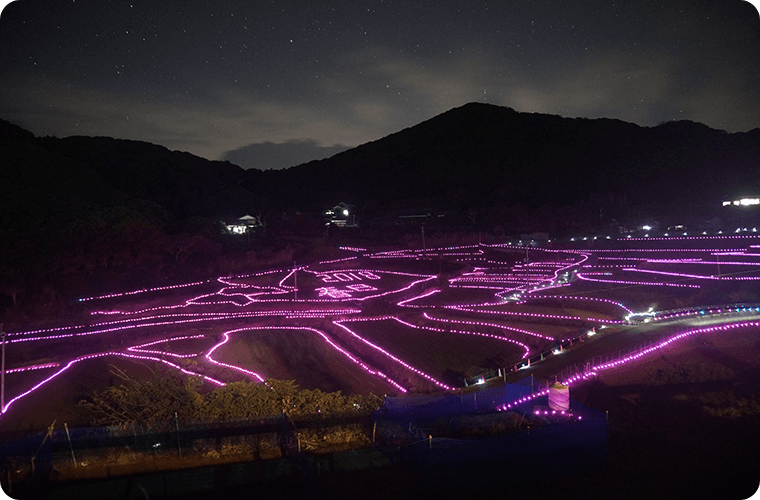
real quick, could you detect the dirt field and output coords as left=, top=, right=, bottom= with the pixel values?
left=212, top=327, right=394, bottom=396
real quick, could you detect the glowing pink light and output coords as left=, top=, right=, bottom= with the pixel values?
left=520, top=294, right=633, bottom=315
left=575, top=273, right=701, bottom=288
left=397, top=289, right=442, bottom=307
left=1, top=351, right=225, bottom=416
left=422, top=312, right=553, bottom=340
left=204, top=329, right=266, bottom=382
left=334, top=318, right=453, bottom=390
left=445, top=305, right=586, bottom=322
left=78, top=280, right=210, bottom=302
left=204, top=326, right=406, bottom=393
left=6, top=363, right=59, bottom=373
left=393, top=316, right=531, bottom=358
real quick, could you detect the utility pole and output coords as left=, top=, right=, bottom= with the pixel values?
left=293, top=261, right=298, bottom=300
left=421, top=226, right=426, bottom=257
left=1, top=324, right=5, bottom=413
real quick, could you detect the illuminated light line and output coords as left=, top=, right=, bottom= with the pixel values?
left=598, top=257, right=647, bottom=261
left=204, top=328, right=266, bottom=382
left=337, top=246, right=367, bottom=252
left=444, top=305, right=585, bottom=322
left=643, top=258, right=703, bottom=263
left=711, top=251, right=757, bottom=256
left=575, top=273, right=701, bottom=288
left=203, top=326, right=406, bottom=393
left=1, top=351, right=225, bottom=416
left=397, top=289, right=442, bottom=307
left=262, top=326, right=406, bottom=392
left=77, top=280, right=211, bottom=302
left=450, top=284, right=531, bottom=291
left=127, top=334, right=207, bottom=358
left=10, top=311, right=332, bottom=344
left=414, top=314, right=545, bottom=352
left=622, top=268, right=719, bottom=280
left=623, top=267, right=760, bottom=281
left=625, top=235, right=760, bottom=241
left=653, top=305, right=760, bottom=322
left=318, top=256, right=359, bottom=265
left=521, top=283, right=572, bottom=295
left=333, top=318, right=453, bottom=390
left=252, top=276, right=437, bottom=303
left=421, top=312, right=553, bottom=340
left=391, top=316, right=531, bottom=358
left=582, top=321, right=760, bottom=376
left=518, top=294, right=634, bottom=315
left=9, top=318, right=219, bottom=344
left=6, top=363, right=60, bottom=373
left=114, top=352, right=227, bottom=387
left=11, top=308, right=363, bottom=343
left=303, top=268, right=432, bottom=279
left=568, top=247, right=746, bottom=253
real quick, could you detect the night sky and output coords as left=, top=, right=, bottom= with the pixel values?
left=1, top=0, right=759, bottom=170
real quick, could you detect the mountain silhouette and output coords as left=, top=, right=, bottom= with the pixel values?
left=255, top=102, right=760, bottom=215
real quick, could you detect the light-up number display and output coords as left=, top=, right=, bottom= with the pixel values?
left=316, top=271, right=381, bottom=283
left=316, top=284, right=379, bottom=298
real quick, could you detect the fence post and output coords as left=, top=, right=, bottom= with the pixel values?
left=64, top=423, right=77, bottom=468
left=174, top=412, right=182, bottom=458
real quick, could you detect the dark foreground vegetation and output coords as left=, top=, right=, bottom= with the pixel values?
left=79, top=367, right=378, bottom=431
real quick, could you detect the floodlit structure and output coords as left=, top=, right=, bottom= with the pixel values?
left=225, top=214, right=261, bottom=234
left=325, top=202, right=358, bottom=227
left=548, top=381, right=570, bottom=411
left=722, top=197, right=760, bottom=207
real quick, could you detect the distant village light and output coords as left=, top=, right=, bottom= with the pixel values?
left=725, top=197, right=760, bottom=207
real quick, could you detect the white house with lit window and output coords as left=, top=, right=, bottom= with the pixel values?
left=722, top=197, right=760, bottom=207
left=325, top=202, right=358, bottom=228
left=225, top=214, right=261, bottom=234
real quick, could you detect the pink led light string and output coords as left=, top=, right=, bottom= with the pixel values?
left=397, top=289, right=442, bottom=307
left=391, top=316, right=531, bottom=359
left=11, top=309, right=361, bottom=345
left=653, top=305, right=760, bottom=322
left=1, top=350, right=226, bottom=416
left=623, top=267, right=760, bottom=281
left=565, top=245, right=742, bottom=252
left=520, top=283, right=571, bottom=295
left=127, top=334, right=207, bottom=358
left=252, top=272, right=438, bottom=303
left=333, top=318, right=453, bottom=390
left=422, top=312, right=555, bottom=348
left=625, top=234, right=760, bottom=242
left=20, top=238, right=759, bottom=422
left=499, top=321, right=760, bottom=413
left=517, top=294, right=634, bottom=316
left=575, top=272, right=701, bottom=289
left=6, top=363, right=60, bottom=374
left=421, top=312, right=553, bottom=340
left=444, top=305, right=585, bottom=322
left=203, top=328, right=267, bottom=382
left=78, top=280, right=211, bottom=302
left=203, top=325, right=407, bottom=393
left=564, top=321, right=760, bottom=384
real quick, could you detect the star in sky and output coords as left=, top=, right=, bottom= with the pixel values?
left=0, top=0, right=758, bottom=169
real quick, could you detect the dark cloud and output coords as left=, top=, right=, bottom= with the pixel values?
left=223, top=139, right=348, bottom=170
